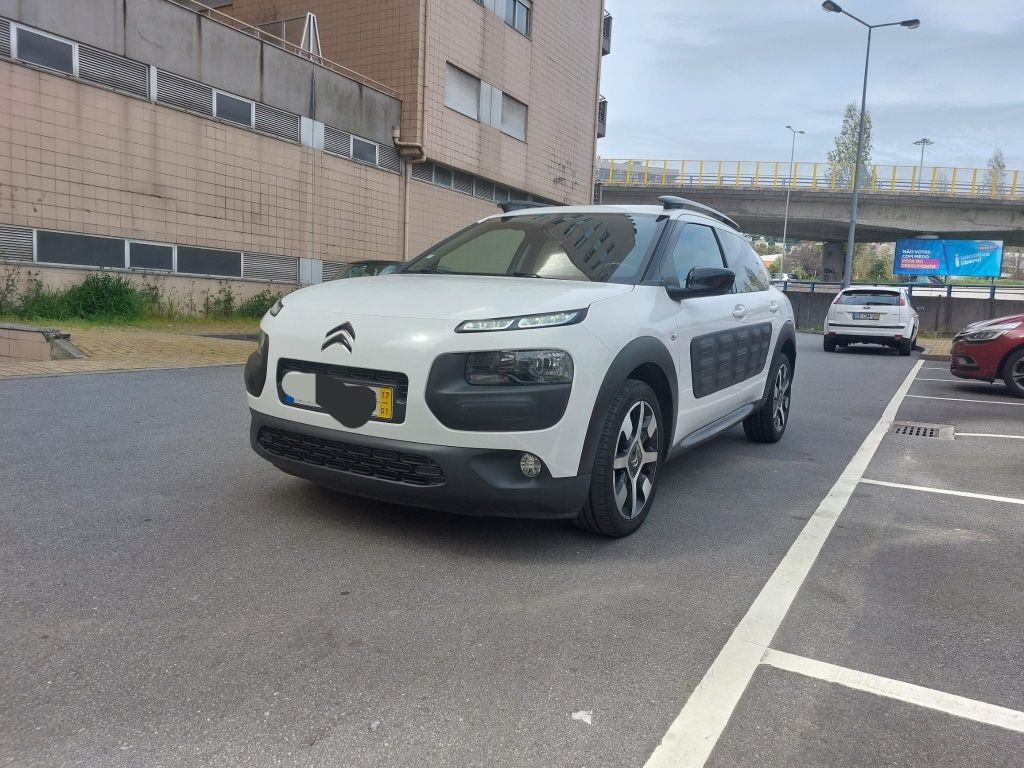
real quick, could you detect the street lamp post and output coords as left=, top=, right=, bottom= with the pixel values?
left=822, top=1, right=920, bottom=287
left=913, top=137, right=934, bottom=192
left=780, top=125, right=804, bottom=275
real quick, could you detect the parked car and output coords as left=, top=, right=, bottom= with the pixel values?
left=823, top=286, right=920, bottom=355
left=772, top=272, right=798, bottom=282
left=244, top=196, right=797, bottom=536
left=950, top=313, right=1024, bottom=397
left=333, top=260, right=402, bottom=279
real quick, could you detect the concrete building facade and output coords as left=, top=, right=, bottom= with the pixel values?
left=0, top=0, right=606, bottom=293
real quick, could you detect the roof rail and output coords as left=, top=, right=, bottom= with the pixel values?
left=657, top=196, right=739, bottom=230
left=497, top=200, right=554, bottom=213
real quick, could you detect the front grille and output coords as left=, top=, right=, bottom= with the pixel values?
left=257, top=427, right=445, bottom=486
left=277, top=359, right=409, bottom=423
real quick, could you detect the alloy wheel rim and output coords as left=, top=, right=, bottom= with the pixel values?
left=612, top=400, right=659, bottom=520
left=1013, top=358, right=1024, bottom=386
left=773, top=363, right=792, bottom=431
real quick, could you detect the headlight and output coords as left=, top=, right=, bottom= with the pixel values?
left=960, top=322, right=1020, bottom=342
left=465, top=349, right=574, bottom=385
left=268, top=298, right=284, bottom=317
left=456, top=309, right=586, bottom=333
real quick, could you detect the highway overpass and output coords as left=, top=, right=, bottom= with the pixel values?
left=596, top=160, right=1024, bottom=246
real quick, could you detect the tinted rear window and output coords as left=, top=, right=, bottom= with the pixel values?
left=839, top=290, right=900, bottom=305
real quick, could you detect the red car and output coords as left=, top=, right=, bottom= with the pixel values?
left=950, top=313, right=1024, bottom=397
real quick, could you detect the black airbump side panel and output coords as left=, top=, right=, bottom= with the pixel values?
left=691, top=322, right=772, bottom=398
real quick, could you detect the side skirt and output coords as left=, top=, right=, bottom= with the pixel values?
left=666, top=401, right=761, bottom=462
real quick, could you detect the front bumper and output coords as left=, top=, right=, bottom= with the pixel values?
left=950, top=339, right=998, bottom=381
left=249, top=410, right=591, bottom=519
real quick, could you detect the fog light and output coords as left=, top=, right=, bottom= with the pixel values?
left=519, top=452, right=542, bottom=478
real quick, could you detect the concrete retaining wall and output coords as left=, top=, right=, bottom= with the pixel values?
left=784, top=289, right=1024, bottom=335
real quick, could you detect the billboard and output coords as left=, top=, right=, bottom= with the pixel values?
left=894, top=239, right=1003, bottom=278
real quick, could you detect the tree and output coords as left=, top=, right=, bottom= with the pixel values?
left=827, top=103, right=872, bottom=189
left=983, top=147, right=1006, bottom=193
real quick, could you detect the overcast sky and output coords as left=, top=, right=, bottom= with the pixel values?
left=598, top=1, right=1024, bottom=171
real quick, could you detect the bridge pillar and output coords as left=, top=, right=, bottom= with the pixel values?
left=822, top=242, right=845, bottom=282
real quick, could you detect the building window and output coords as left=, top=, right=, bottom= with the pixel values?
left=500, top=93, right=527, bottom=140
left=215, top=91, right=254, bottom=128
left=36, top=231, right=123, bottom=268
left=351, top=136, right=378, bottom=165
left=434, top=166, right=453, bottom=188
left=445, top=64, right=480, bottom=120
left=505, top=0, right=531, bottom=37
left=15, top=27, right=75, bottom=75
left=129, top=242, right=173, bottom=272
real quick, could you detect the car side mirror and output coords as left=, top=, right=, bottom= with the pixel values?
left=665, top=267, right=735, bottom=300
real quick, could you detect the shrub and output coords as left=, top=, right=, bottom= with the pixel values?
left=17, top=275, right=69, bottom=319
left=236, top=289, right=283, bottom=318
left=204, top=284, right=237, bottom=318
left=62, top=273, right=144, bottom=319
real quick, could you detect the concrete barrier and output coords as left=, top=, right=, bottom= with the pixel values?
left=0, top=324, right=82, bottom=363
left=783, top=289, right=1024, bottom=335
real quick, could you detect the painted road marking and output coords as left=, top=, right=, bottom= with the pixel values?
left=642, top=361, right=925, bottom=768
left=907, top=395, right=1024, bottom=406
left=861, top=479, right=1024, bottom=506
left=957, top=432, right=1024, bottom=440
left=915, top=377, right=962, bottom=382
left=762, top=649, right=1024, bottom=734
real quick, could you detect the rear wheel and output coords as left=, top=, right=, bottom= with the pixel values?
left=897, top=337, right=913, bottom=356
left=1001, top=347, right=1024, bottom=398
left=576, top=380, right=662, bottom=537
left=823, top=336, right=837, bottom=352
left=744, top=353, right=793, bottom=443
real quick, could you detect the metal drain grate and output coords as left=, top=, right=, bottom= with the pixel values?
left=891, top=421, right=955, bottom=440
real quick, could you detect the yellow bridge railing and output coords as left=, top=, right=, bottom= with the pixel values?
left=596, top=160, right=1023, bottom=198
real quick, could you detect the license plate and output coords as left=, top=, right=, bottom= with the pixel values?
left=281, top=371, right=394, bottom=421
left=852, top=312, right=880, bottom=320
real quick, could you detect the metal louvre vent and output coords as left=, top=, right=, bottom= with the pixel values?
left=321, top=261, right=348, bottom=281
left=453, top=171, right=474, bottom=195
left=242, top=253, right=299, bottom=282
left=411, top=161, right=434, bottom=182
left=474, top=179, right=495, bottom=200
left=78, top=46, right=148, bottom=98
left=377, top=144, right=401, bottom=173
left=155, top=70, right=213, bottom=115
left=323, top=125, right=351, bottom=157
left=0, top=225, right=33, bottom=261
left=891, top=421, right=955, bottom=440
left=254, top=103, right=300, bottom=143
left=0, top=19, right=11, bottom=59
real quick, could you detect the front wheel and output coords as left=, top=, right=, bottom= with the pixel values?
left=1001, top=347, right=1024, bottom=398
left=744, top=353, right=793, bottom=443
left=576, top=379, right=663, bottom=537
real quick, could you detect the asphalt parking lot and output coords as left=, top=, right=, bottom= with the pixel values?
left=1, top=333, right=1021, bottom=767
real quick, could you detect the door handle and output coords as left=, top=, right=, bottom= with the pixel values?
left=732, top=304, right=746, bottom=319
left=769, top=301, right=779, bottom=313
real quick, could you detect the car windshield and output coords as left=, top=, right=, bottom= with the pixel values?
left=839, top=290, right=900, bottom=306
left=402, top=212, right=665, bottom=283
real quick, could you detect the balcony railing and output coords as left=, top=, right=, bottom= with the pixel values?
left=597, top=97, right=607, bottom=139
left=595, top=159, right=1024, bottom=199
left=602, top=12, right=612, bottom=55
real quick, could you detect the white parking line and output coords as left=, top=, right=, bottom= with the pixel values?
left=957, top=432, right=1024, bottom=440
left=861, top=478, right=1024, bottom=506
left=642, top=360, right=924, bottom=768
left=916, top=377, right=961, bottom=382
left=762, top=649, right=1024, bottom=734
left=907, top=395, right=1024, bottom=406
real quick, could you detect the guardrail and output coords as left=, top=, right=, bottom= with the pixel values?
left=596, top=160, right=1023, bottom=199
left=771, top=280, right=1024, bottom=300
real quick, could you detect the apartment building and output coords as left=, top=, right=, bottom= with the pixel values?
left=0, top=0, right=608, bottom=295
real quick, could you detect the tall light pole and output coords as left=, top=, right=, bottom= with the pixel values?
left=780, top=125, right=804, bottom=275
left=822, top=2, right=920, bottom=287
left=913, top=137, right=934, bottom=191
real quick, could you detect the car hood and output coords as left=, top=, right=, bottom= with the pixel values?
left=961, top=313, right=1024, bottom=331
left=280, top=274, right=634, bottom=320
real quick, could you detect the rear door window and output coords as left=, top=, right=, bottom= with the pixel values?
left=717, top=230, right=772, bottom=292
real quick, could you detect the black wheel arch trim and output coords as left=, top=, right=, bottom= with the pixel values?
left=758, top=321, right=796, bottom=403
left=577, top=336, right=677, bottom=475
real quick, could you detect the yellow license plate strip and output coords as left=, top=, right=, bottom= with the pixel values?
left=374, top=386, right=393, bottom=420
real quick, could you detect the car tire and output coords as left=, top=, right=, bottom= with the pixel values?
left=823, top=336, right=837, bottom=352
left=1001, top=347, right=1024, bottom=398
left=743, top=352, right=794, bottom=444
left=576, top=379, right=663, bottom=537
left=897, top=338, right=913, bottom=356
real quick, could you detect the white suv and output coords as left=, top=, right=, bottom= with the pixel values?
left=245, top=197, right=797, bottom=536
